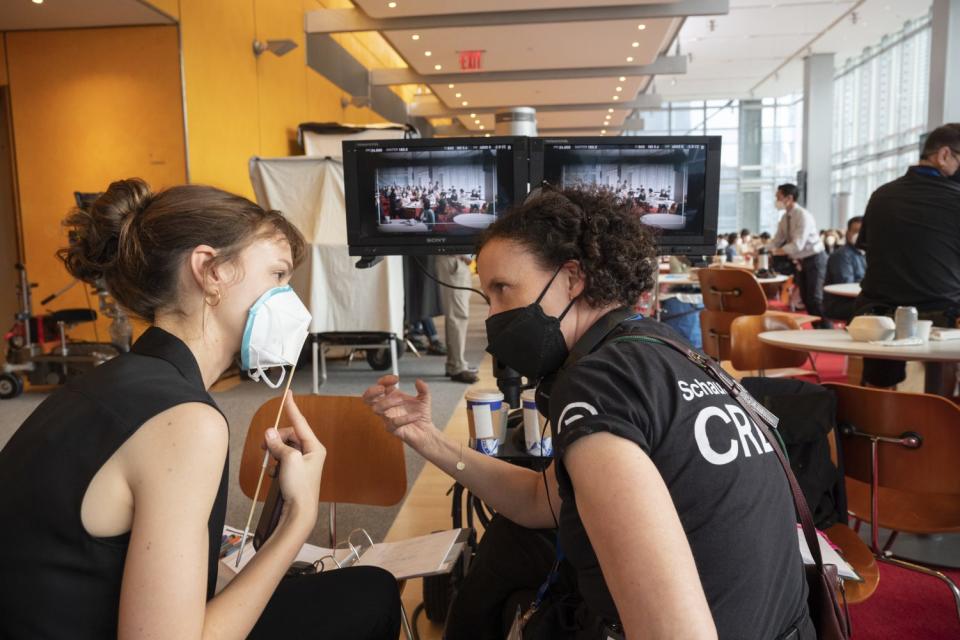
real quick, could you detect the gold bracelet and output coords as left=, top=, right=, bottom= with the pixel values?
left=456, top=442, right=466, bottom=472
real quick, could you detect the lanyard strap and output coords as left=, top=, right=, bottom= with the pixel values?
left=608, top=332, right=826, bottom=571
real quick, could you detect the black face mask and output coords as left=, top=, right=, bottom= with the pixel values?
left=485, top=267, right=576, bottom=381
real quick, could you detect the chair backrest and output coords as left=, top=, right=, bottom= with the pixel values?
left=699, top=309, right=741, bottom=360
left=696, top=268, right=767, bottom=314
left=824, top=383, right=960, bottom=496
left=729, top=313, right=808, bottom=372
left=240, top=395, right=407, bottom=507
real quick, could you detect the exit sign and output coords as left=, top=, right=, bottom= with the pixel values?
left=458, top=50, right=484, bottom=71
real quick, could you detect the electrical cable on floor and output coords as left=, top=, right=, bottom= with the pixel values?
left=411, top=255, right=490, bottom=305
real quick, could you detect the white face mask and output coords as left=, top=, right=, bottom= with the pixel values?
left=240, top=285, right=312, bottom=389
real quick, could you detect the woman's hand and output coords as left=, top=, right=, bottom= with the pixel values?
left=362, top=375, right=439, bottom=452
left=262, top=394, right=326, bottom=523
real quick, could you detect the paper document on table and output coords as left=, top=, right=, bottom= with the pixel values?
left=357, top=529, right=465, bottom=580
left=218, top=526, right=466, bottom=582
left=219, top=525, right=354, bottom=577
left=796, top=526, right=862, bottom=582
left=931, top=328, right=960, bottom=341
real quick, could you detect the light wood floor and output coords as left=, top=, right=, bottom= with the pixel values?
left=385, top=353, right=496, bottom=640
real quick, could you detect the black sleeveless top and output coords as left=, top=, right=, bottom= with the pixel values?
left=0, top=327, right=228, bottom=639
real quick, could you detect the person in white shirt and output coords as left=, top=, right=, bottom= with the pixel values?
left=767, top=183, right=827, bottom=325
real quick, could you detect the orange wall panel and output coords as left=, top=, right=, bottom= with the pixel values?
left=6, top=26, right=186, bottom=337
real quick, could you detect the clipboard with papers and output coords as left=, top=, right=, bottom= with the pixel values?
left=796, top=525, right=862, bottom=582
left=219, top=526, right=469, bottom=583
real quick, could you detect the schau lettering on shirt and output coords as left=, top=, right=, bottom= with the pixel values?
left=679, top=378, right=774, bottom=466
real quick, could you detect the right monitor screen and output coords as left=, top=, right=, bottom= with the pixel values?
left=538, top=140, right=710, bottom=237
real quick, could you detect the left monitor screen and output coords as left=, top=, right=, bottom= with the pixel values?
left=355, top=143, right=517, bottom=241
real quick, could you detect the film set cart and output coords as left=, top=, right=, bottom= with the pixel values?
left=1, top=263, right=123, bottom=399
left=420, top=408, right=552, bottom=624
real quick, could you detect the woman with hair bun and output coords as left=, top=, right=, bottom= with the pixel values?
left=0, top=178, right=400, bottom=639
left=364, top=187, right=813, bottom=639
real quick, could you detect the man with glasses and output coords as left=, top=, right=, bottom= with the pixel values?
left=854, top=123, right=960, bottom=389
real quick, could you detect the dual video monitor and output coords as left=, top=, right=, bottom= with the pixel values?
left=343, top=135, right=721, bottom=259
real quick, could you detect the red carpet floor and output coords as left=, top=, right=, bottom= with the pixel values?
left=848, top=562, right=960, bottom=639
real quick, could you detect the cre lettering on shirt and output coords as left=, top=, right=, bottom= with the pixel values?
left=694, top=404, right=774, bottom=466
left=677, top=378, right=726, bottom=401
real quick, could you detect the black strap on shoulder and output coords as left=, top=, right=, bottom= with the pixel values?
left=609, top=330, right=828, bottom=572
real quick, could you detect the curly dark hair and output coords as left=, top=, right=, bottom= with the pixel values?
left=477, top=186, right=658, bottom=308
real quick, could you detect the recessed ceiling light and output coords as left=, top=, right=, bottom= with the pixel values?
left=637, top=23, right=647, bottom=30
left=411, top=34, right=420, bottom=40
left=462, top=101, right=469, bottom=106
left=608, top=108, right=615, bottom=113
left=613, top=95, right=620, bottom=100
left=616, top=86, right=623, bottom=92
left=671, top=78, right=678, bottom=86
left=479, top=125, right=485, bottom=130
left=632, top=42, right=640, bottom=48
left=619, top=76, right=626, bottom=82
left=424, top=51, right=432, bottom=57
left=448, top=84, right=455, bottom=88
left=470, top=113, right=476, bottom=118
left=601, top=129, right=607, bottom=134
left=484, top=133, right=491, bottom=137
left=626, top=56, right=634, bottom=62
left=474, top=119, right=480, bottom=125
left=434, top=64, right=442, bottom=70
left=388, top=1, right=397, bottom=7
left=455, top=92, right=462, bottom=98
left=32, top=0, right=44, bottom=3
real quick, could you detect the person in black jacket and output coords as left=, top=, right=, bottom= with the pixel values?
left=823, top=216, right=866, bottom=323
left=854, top=123, right=960, bottom=388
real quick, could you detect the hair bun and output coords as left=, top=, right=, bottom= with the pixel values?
left=59, top=178, right=153, bottom=285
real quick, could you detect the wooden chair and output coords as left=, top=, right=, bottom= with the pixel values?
left=699, top=309, right=741, bottom=361
left=697, top=267, right=768, bottom=314
left=730, top=314, right=820, bottom=380
left=240, top=394, right=407, bottom=546
left=825, top=382, right=960, bottom=621
left=239, top=395, right=414, bottom=638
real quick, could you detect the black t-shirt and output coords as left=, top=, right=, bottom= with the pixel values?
left=550, top=317, right=809, bottom=639
left=856, top=167, right=960, bottom=312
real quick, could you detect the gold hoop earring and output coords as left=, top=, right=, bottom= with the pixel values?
left=204, top=289, right=222, bottom=307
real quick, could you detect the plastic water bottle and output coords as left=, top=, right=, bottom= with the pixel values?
left=894, top=306, right=918, bottom=340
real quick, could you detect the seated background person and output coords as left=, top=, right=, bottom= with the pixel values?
left=855, top=123, right=960, bottom=388
left=364, top=187, right=813, bottom=640
left=823, top=216, right=865, bottom=324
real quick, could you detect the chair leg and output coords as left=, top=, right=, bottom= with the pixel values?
left=879, top=555, right=960, bottom=624
left=882, top=530, right=899, bottom=554
left=399, top=600, right=415, bottom=640
left=806, top=354, right=822, bottom=383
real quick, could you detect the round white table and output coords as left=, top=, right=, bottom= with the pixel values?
left=660, top=273, right=788, bottom=287
left=453, top=213, right=496, bottom=229
left=823, top=283, right=861, bottom=298
left=759, top=329, right=960, bottom=395
left=379, top=220, right=429, bottom=233
left=641, top=213, right=686, bottom=230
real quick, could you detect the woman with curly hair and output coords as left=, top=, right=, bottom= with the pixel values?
left=363, top=187, right=812, bottom=640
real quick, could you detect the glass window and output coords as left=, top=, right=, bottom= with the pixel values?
left=831, top=15, right=931, bottom=218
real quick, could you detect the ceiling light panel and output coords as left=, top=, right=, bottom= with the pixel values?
left=385, top=18, right=672, bottom=75
left=430, top=75, right=649, bottom=109
left=355, top=0, right=670, bottom=19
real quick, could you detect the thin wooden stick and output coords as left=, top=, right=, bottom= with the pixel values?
left=235, top=363, right=297, bottom=567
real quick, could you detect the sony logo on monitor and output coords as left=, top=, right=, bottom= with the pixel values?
left=426, top=238, right=447, bottom=244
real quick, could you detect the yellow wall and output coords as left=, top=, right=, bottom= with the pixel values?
left=179, top=0, right=395, bottom=199
left=5, top=26, right=186, bottom=339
